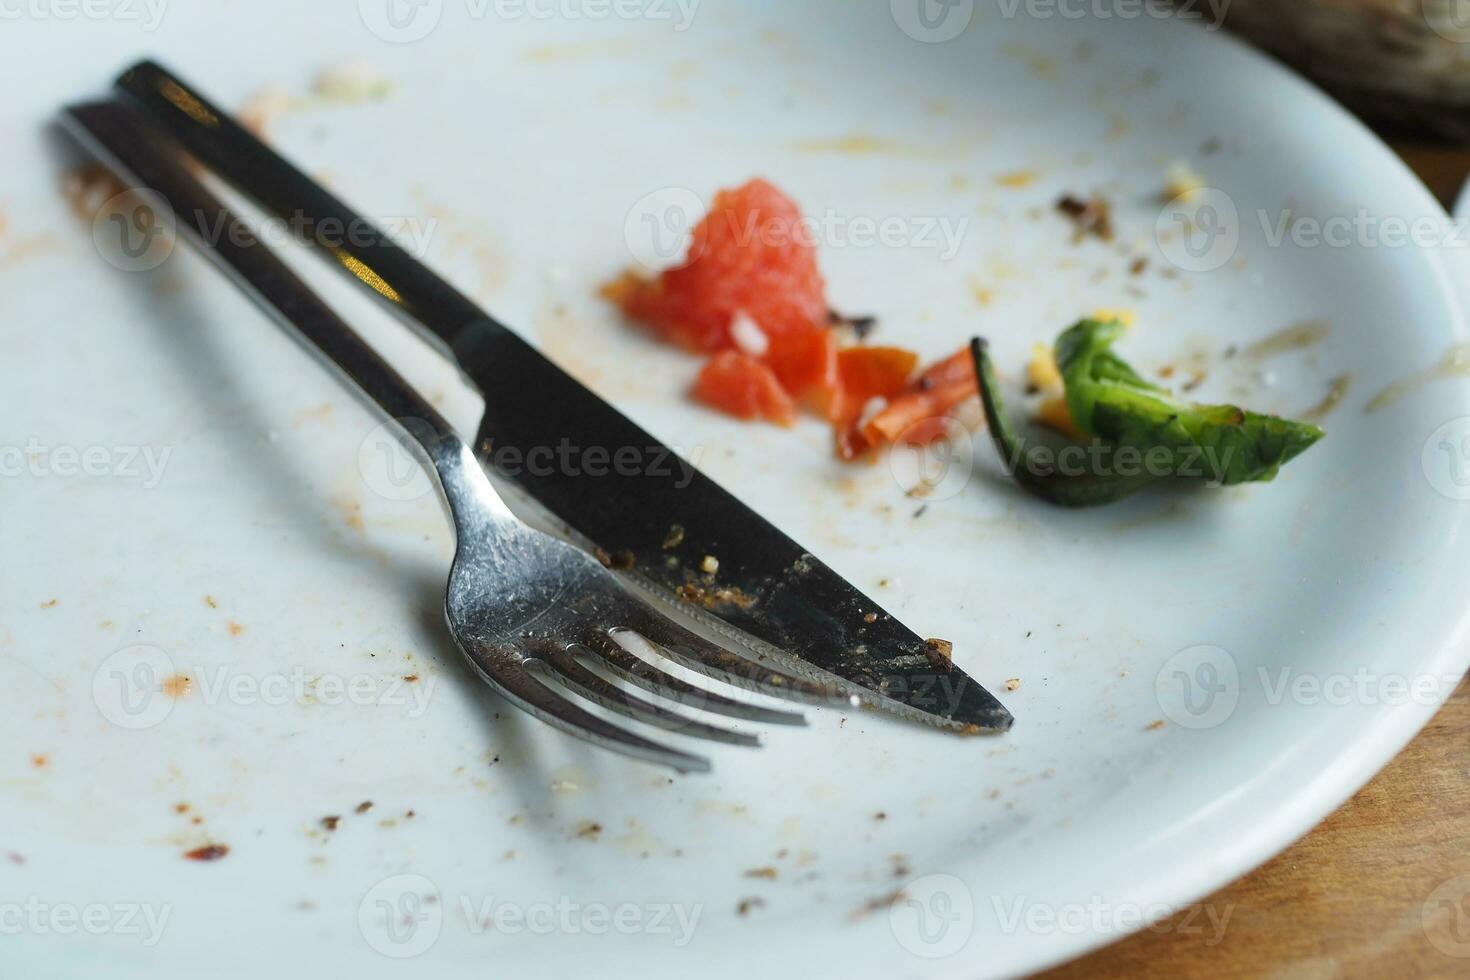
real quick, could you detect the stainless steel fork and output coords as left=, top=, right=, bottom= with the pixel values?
left=63, top=100, right=854, bottom=773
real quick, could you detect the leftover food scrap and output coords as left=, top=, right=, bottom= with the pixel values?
left=972, top=318, right=1324, bottom=507
left=604, top=179, right=978, bottom=460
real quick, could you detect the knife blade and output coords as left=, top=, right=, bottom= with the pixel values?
left=109, top=59, right=1013, bottom=732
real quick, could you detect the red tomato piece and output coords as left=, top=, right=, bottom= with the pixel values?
left=829, top=347, right=920, bottom=459
left=693, top=351, right=798, bottom=427
left=861, top=347, right=978, bottom=448
left=607, top=179, right=833, bottom=399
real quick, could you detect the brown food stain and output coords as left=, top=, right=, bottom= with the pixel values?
left=412, top=192, right=509, bottom=299
left=1146, top=719, right=1166, bottom=731
left=736, top=897, right=766, bottom=916
left=184, top=844, right=229, bottom=862
left=1244, top=319, right=1330, bottom=360
left=161, top=675, right=193, bottom=699
left=575, top=821, right=603, bottom=840
left=329, top=493, right=365, bottom=532
left=0, top=234, right=62, bottom=272
left=849, top=888, right=908, bottom=922
left=321, top=816, right=341, bottom=832
left=39, top=599, right=57, bottom=609
left=1302, top=373, right=1353, bottom=422
left=30, top=754, right=47, bottom=769
left=1367, top=344, right=1470, bottom=413
left=355, top=801, right=373, bottom=814
left=203, top=595, right=217, bottom=609
left=994, top=169, right=1039, bottom=189
left=744, top=866, right=778, bottom=880
left=291, top=403, right=334, bottom=427
left=60, top=164, right=126, bottom=221
left=226, top=621, right=245, bottom=637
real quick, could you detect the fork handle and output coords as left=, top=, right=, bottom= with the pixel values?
left=61, top=99, right=517, bottom=530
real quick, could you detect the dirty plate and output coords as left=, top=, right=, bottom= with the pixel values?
left=4, top=2, right=1470, bottom=978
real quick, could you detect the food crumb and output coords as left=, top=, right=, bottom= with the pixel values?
left=736, top=897, right=767, bottom=916
left=403, top=674, right=419, bottom=683
left=1056, top=193, right=1114, bottom=242
left=226, top=621, right=244, bottom=637
left=1145, top=719, right=1166, bottom=731
left=994, top=169, right=1039, bottom=188
left=922, top=638, right=954, bottom=674
left=204, top=595, right=218, bottom=609
left=312, top=61, right=393, bottom=103
left=874, top=811, right=887, bottom=821
left=575, top=821, right=603, bottom=840
left=184, top=844, right=229, bottom=862
left=355, top=801, right=374, bottom=814
left=1163, top=160, right=1205, bottom=202
left=174, top=803, right=190, bottom=814
left=1025, top=343, right=1063, bottom=394
left=849, top=888, right=907, bottom=922
left=701, top=555, right=720, bottom=574
left=237, top=85, right=298, bottom=137
left=321, top=816, right=341, bottom=832
left=863, top=612, right=878, bottom=624
left=1004, top=678, right=1021, bottom=692
left=662, top=524, right=686, bottom=550
left=39, top=599, right=57, bottom=609
left=162, top=675, right=193, bottom=699
left=30, top=754, right=47, bottom=769
left=744, top=866, right=778, bottom=880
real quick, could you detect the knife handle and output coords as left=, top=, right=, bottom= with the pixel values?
left=113, top=59, right=510, bottom=372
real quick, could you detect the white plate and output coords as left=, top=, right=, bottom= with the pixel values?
left=5, top=3, right=1470, bottom=977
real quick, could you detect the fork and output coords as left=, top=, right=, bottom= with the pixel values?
left=63, top=99, right=855, bottom=773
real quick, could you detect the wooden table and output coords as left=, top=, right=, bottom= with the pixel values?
left=1040, top=147, right=1470, bottom=979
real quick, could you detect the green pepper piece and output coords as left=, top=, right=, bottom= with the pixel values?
left=970, top=321, right=1324, bottom=508
left=1057, top=319, right=1324, bottom=486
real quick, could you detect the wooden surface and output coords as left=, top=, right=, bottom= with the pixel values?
left=1038, top=147, right=1470, bottom=979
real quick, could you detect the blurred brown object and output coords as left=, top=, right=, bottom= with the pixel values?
left=1222, top=0, right=1470, bottom=143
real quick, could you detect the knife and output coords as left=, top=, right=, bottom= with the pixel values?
left=105, top=59, right=1013, bottom=733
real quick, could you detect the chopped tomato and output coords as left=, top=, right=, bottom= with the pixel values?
left=607, top=179, right=832, bottom=398
left=693, top=351, right=797, bottom=426
left=829, top=347, right=920, bottom=459
left=861, top=348, right=978, bottom=447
